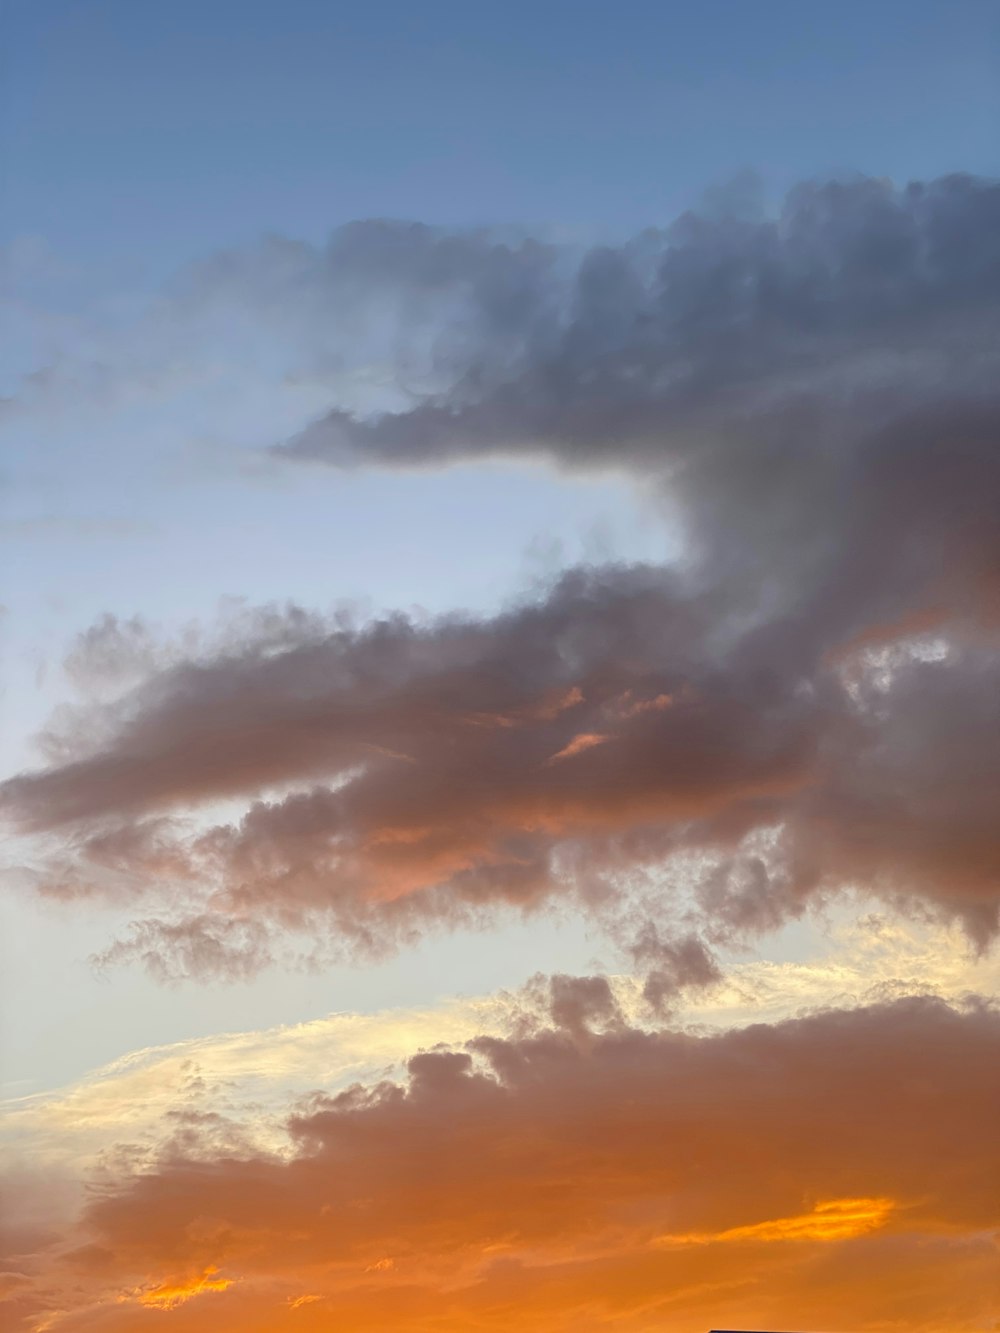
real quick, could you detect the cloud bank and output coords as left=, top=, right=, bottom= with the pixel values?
left=4, top=994, right=998, bottom=1331
left=282, top=175, right=1000, bottom=627
left=3, top=558, right=998, bottom=979
left=3, top=173, right=999, bottom=978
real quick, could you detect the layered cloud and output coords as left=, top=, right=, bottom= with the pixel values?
left=4, top=993, right=998, bottom=1332
left=282, top=176, right=1000, bottom=626
left=7, top=910, right=997, bottom=1181
left=3, top=173, right=999, bottom=978
left=3, top=558, right=998, bottom=979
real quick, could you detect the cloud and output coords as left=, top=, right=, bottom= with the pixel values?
left=279, top=175, right=1000, bottom=620
left=544, top=732, right=613, bottom=765
left=270, top=185, right=1000, bottom=781
left=0, top=222, right=564, bottom=439
left=652, top=1194, right=898, bottom=1247
left=128, top=1266, right=233, bottom=1311
left=7, top=911, right=996, bottom=1176
left=91, top=915, right=275, bottom=986
left=0, top=1271, right=33, bottom=1301
left=3, top=174, right=1000, bottom=976
left=4, top=995, right=998, bottom=1331
left=3, top=549, right=999, bottom=981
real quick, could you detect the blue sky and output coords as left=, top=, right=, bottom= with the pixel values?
left=4, top=0, right=997, bottom=276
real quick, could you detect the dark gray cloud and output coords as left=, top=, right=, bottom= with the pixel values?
left=281, top=175, right=1000, bottom=635
left=281, top=176, right=1000, bottom=466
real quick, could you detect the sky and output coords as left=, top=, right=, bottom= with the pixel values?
left=1, top=1, right=999, bottom=1330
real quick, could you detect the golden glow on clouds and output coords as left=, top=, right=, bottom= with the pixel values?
left=3, top=986, right=998, bottom=1333
left=656, top=1196, right=897, bottom=1248
left=4, top=912, right=995, bottom=1181
left=617, top=690, right=675, bottom=717
left=545, top=730, right=612, bottom=763
left=2, top=914, right=997, bottom=1333
left=128, top=1266, right=233, bottom=1309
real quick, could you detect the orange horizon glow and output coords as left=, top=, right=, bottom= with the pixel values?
left=7, top=996, right=996, bottom=1333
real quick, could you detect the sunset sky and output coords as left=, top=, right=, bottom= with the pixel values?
left=2, top=2, right=999, bottom=1330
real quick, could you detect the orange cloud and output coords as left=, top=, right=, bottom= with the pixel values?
left=544, top=731, right=613, bottom=764
left=4, top=995, right=997, bottom=1332
left=130, top=1265, right=233, bottom=1309
left=655, top=1195, right=897, bottom=1247
left=616, top=690, right=675, bottom=718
